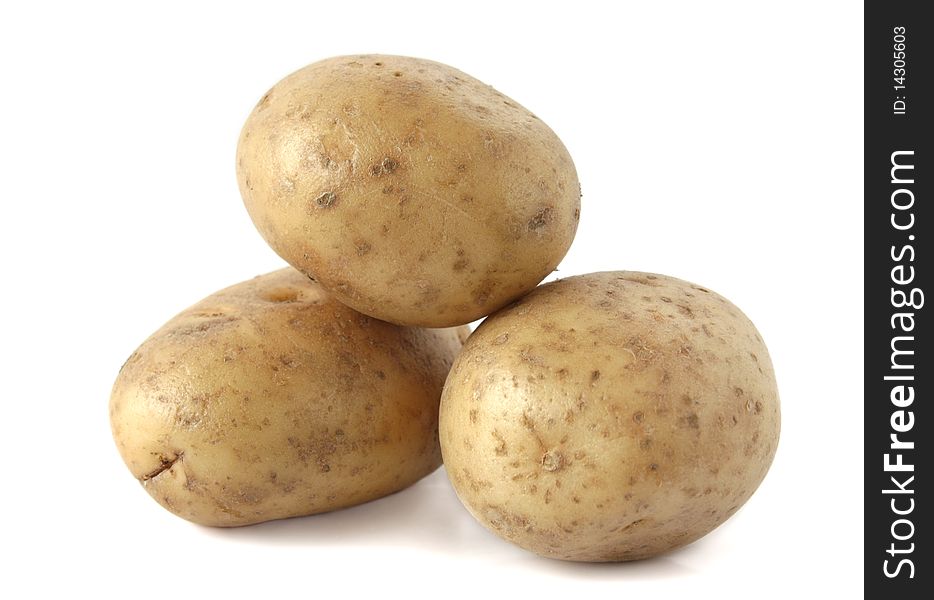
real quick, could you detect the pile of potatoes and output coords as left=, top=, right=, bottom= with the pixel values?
left=111, top=55, right=780, bottom=561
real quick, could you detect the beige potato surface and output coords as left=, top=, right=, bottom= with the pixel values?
left=439, top=271, right=780, bottom=561
left=237, top=55, right=580, bottom=327
left=110, top=268, right=468, bottom=527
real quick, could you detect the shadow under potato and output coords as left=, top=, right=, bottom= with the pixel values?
left=203, top=468, right=468, bottom=553
left=202, top=468, right=703, bottom=578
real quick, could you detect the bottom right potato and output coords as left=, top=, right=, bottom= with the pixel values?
left=439, top=271, right=780, bottom=562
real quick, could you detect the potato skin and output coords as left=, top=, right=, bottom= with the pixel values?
left=439, top=272, right=780, bottom=561
left=110, top=269, right=468, bottom=527
left=236, top=55, right=580, bottom=327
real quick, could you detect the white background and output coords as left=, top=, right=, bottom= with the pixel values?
left=1, top=1, right=863, bottom=598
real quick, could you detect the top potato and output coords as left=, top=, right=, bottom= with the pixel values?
left=237, top=55, right=580, bottom=327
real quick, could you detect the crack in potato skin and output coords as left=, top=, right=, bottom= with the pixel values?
left=236, top=55, right=580, bottom=327
left=439, top=271, right=780, bottom=562
left=110, top=268, right=468, bottom=527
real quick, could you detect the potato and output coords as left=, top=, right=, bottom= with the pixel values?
left=236, top=55, right=580, bottom=327
left=110, top=268, right=468, bottom=527
left=439, top=271, right=780, bottom=561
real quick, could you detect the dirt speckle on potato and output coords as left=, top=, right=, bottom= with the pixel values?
left=313, top=191, right=337, bottom=209
left=528, top=207, right=553, bottom=230
left=371, top=157, right=399, bottom=177
left=540, top=450, right=565, bottom=472
left=492, top=430, right=508, bottom=456
left=680, top=412, right=700, bottom=429
left=354, top=240, right=372, bottom=256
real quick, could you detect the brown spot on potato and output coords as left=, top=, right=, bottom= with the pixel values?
left=528, top=207, right=553, bottom=230
left=354, top=240, right=372, bottom=256
left=621, top=518, right=647, bottom=532
left=461, top=468, right=491, bottom=492
left=472, top=283, right=493, bottom=306
left=519, top=347, right=544, bottom=366
left=541, top=450, right=565, bottom=472
left=313, top=191, right=337, bottom=209
left=261, top=288, right=300, bottom=303
left=492, top=430, right=508, bottom=455
left=371, top=157, right=398, bottom=177
left=680, top=412, right=700, bottom=429
left=624, top=336, right=656, bottom=363
left=415, top=282, right=441, bottom=305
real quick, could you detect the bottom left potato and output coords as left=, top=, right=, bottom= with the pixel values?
left=110, top=268, right=469, bottom=526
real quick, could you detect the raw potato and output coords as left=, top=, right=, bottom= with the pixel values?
left=110, top=269, right=468, bottom=527
left=237, top=55, right=580, bottom=327
left=439, top=272, right=780, bottom=561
